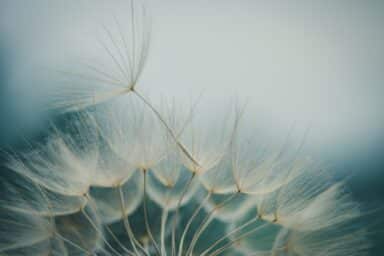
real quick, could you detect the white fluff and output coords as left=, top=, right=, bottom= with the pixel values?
left=272, top=226, right=370, bottom=256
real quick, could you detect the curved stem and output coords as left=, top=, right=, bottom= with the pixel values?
left=142, top=169, right=161, bottom=255
left=81, top=207, right=122, bottom=256
left=171, top=172, right=196, bottom=256
left=85, top=193, right=133, bottom=255
left=133, top=90, right=200, bottom=167
left=55, top=232, right=92, bottom=255
left=118, top=186, right=148, bottom=256
left=160, top=209, right=169, bottom=255
left=208, top=222, right=269, bottom=256
left=186, top=192, right=239, bottom=256
left=177, top=191, right=212, bottom=256
left=200, top=216, right=260, bottom=256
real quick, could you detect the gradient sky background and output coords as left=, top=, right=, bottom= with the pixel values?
left=1, top=0, right=384, bottom=254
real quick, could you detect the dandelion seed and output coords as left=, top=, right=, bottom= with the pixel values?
left=50, top=0, right=151, bottom=112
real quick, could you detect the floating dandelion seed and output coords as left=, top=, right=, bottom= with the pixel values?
left=50, top=0, right=151, bottom=112
left=0, top=0, right=371, bottom=255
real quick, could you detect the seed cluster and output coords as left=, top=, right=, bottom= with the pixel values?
left=0, top=1, right=370, bottom=255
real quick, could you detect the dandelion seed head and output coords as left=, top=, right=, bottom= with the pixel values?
left=0, top=1, right=372, bottom=255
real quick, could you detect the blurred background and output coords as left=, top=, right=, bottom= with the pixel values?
left=0, top=0, right=383, bottom=254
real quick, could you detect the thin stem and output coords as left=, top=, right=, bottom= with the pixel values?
left=186, top=192, right=239, bottom=256
left=177, top=191, right=212, bottom=256
left=55, top=232, right=92, bottom=255
left=171, top=172, right=196, bottom=256
left=118, top=186, right=148, bottom=256
left=208, top=222, right=269, bottom=256
left=143, top=169, right=161, bottom=255
left=143, top=238, right=150, bottom=255
left=160, top=209, right=169, bottom=255
left=133, top=90, right=200, bottom=167
left=96, top=247, right=114, bottom=256
left=105, top=225, right=135, bottom=256
left=200, top=216, right=260, bottom=256
left=85, top=193, right=133, bottom=255
left=81, top=207, right=122, bottom=256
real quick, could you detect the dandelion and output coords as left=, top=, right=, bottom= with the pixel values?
left=0, top=0, right=371, bottom=255
left=1, top=102, right=370, bottom=255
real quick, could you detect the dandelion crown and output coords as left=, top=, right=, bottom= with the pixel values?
left=0, top=0, right=370, bottom=255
